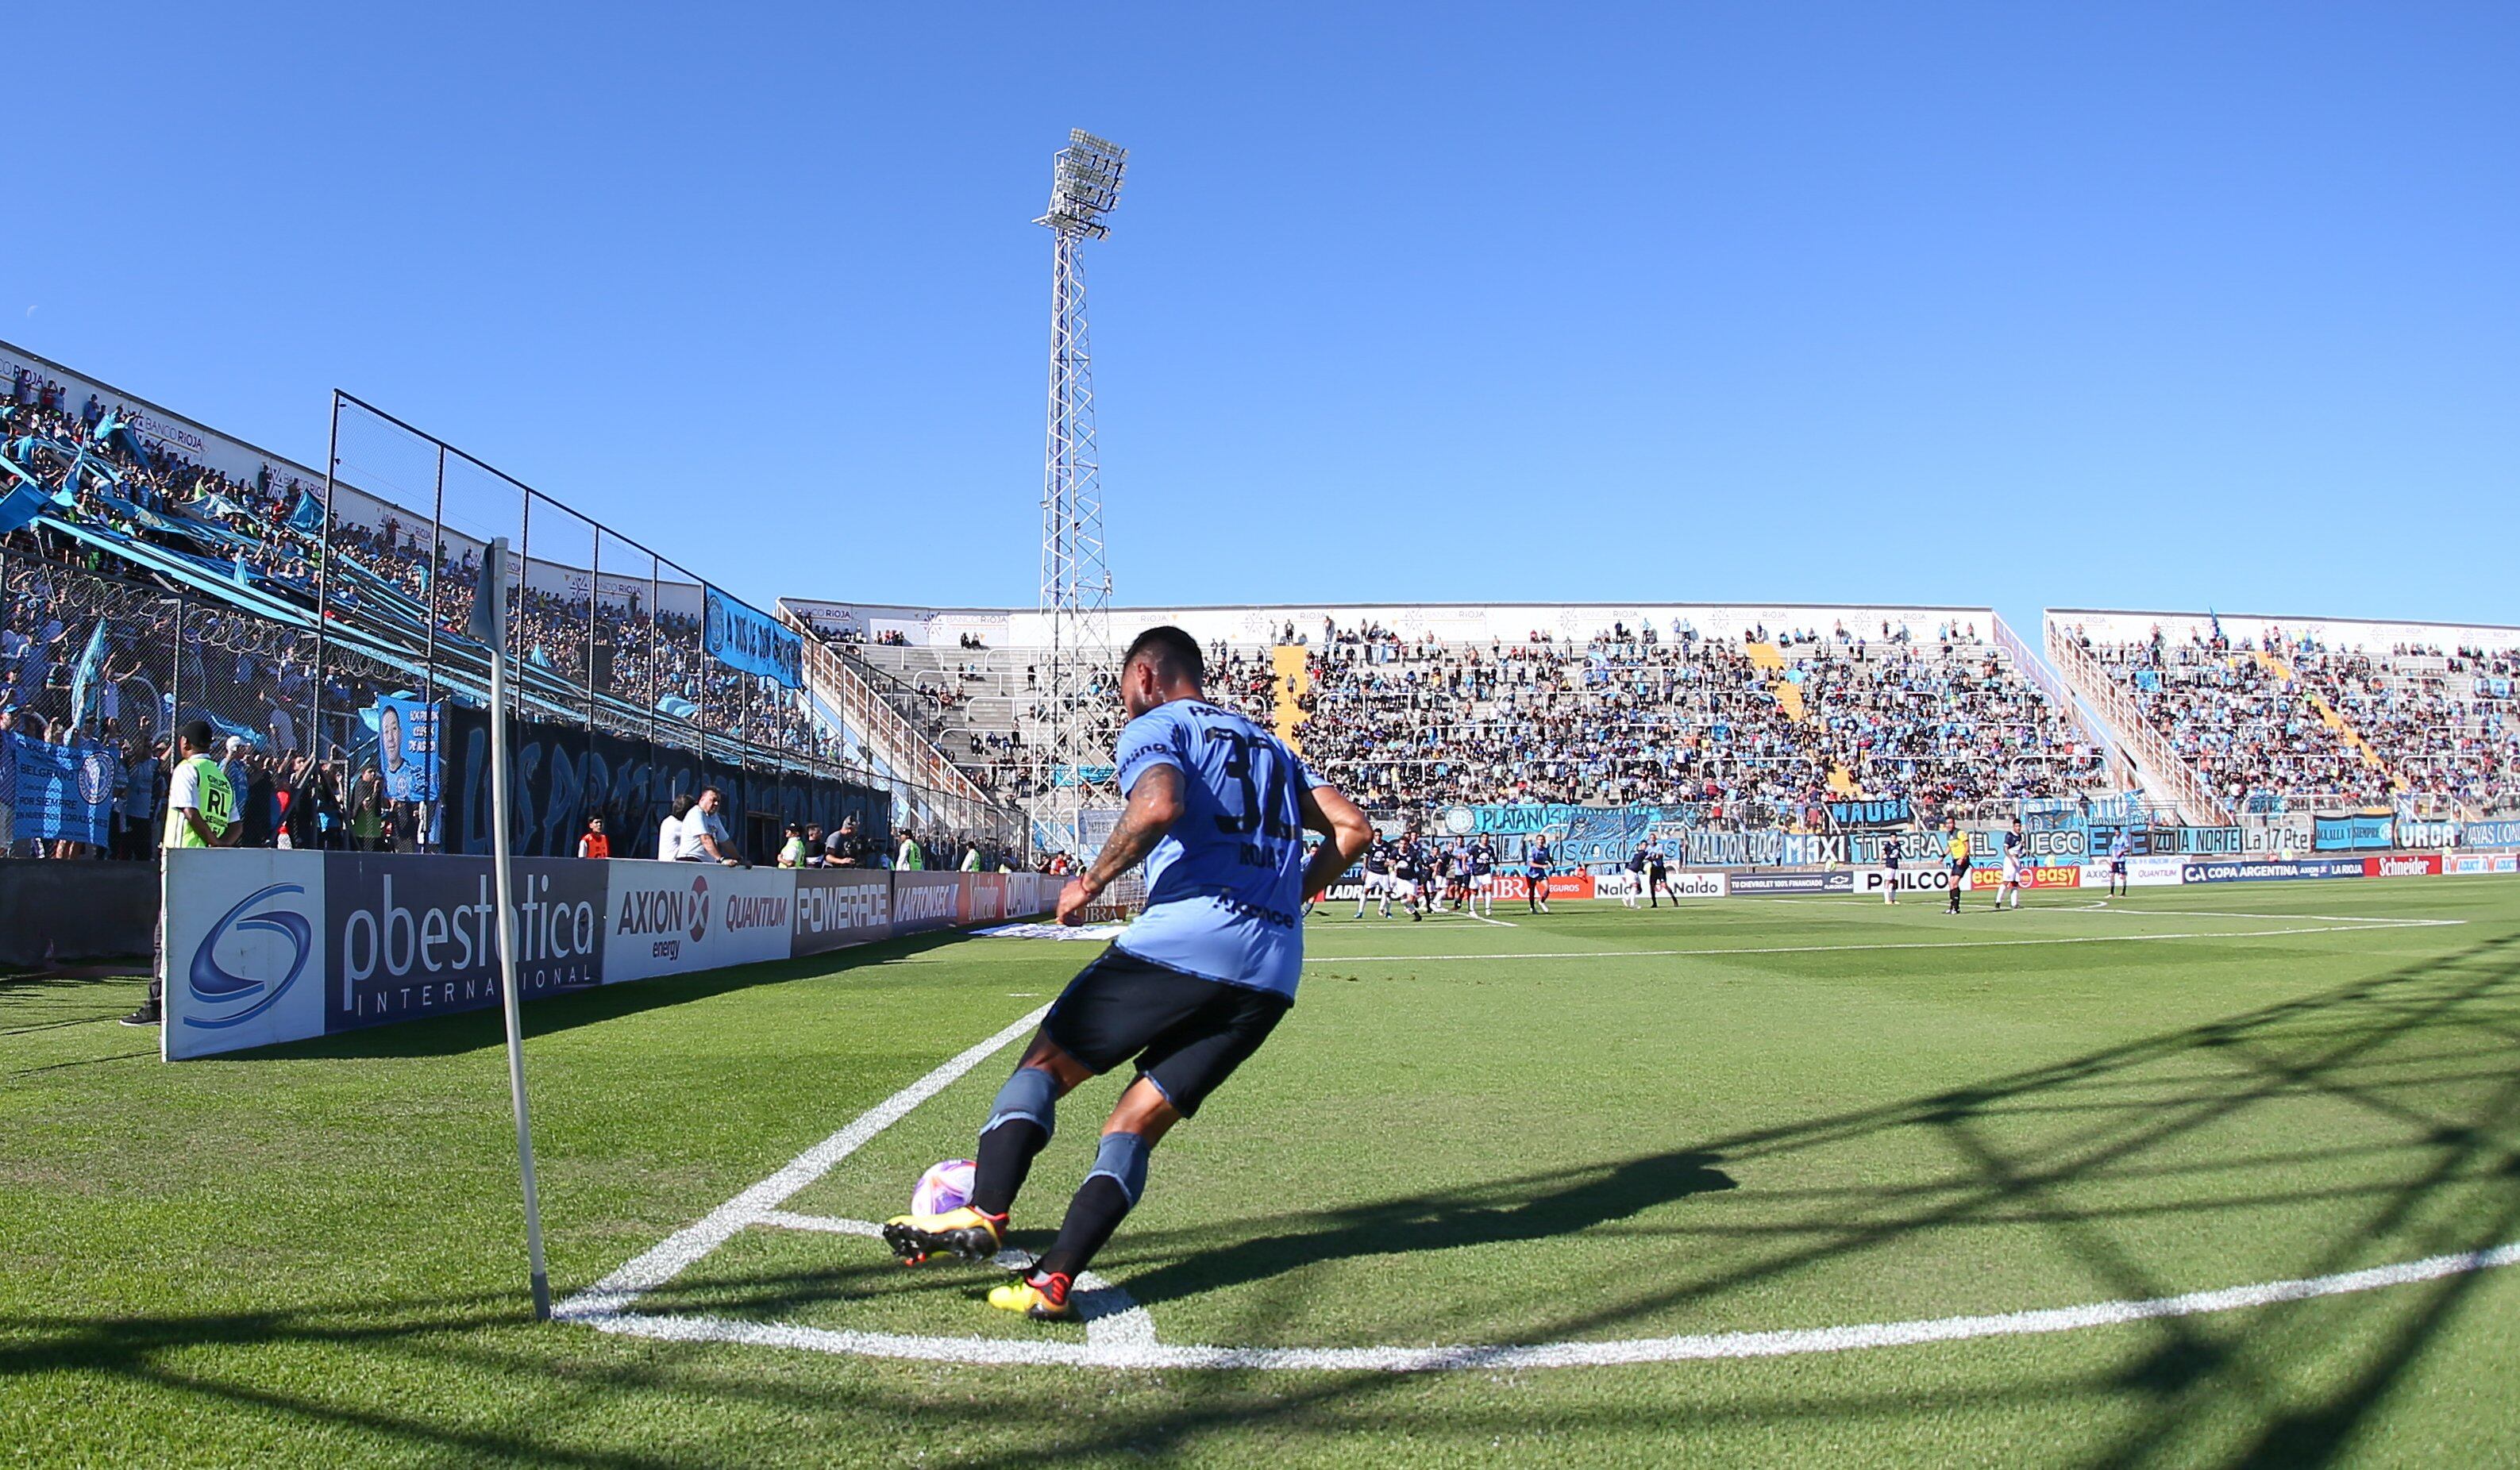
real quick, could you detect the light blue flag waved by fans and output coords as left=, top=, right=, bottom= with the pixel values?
left=67, top=621, right=108, bottom=733
left=468, top=538, right=509, bottom=645
left=287, top=490, right=324, bottom=533
left=0, top=479, right=49, bottom=536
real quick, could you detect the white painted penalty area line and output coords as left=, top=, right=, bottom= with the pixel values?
left=1301, top=922, right=2453, bottom=966
left=571, top=1238, right=2520, bottom=1372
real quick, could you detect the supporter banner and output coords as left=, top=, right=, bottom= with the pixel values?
left=372, top=697, right=441, bottom=802
left=2447, top=852, right=2520, bottom=876
left=790, top=868, right=893, bottom=957
left=2396, top=819, right=2459, bottom=849
left=606, top=863, right=795, bottom=983
left=703, top=586, right=803, bottom=687
left=1858, top=868, right=1952, bottom=895
left=1782, top=833, right=1848, bottom=867
left=2018, top=828, right=2088, bottom=863
left=328, top=854, right=607, bottom=1031
left=1828, top=798, right=1910, bottom=829
left=2179, top=857, right=2366, bottom=884
left=2314, top=814, right=2393, bottom=852
left=1730, top=872, right=1854, bottom=895
left=2240, top=814, right=2314, bottom=855
left=1685, top=829, right=1787, bottom=868
left=892, top=872, right=967, bottom=936
left=2466, top=820, right=2520, bottom=850
left=441, top=705, right=887, bottom=860
left=2364, top=854, right=2441, bottom=879
left=7, top=733, right=117, bottom=845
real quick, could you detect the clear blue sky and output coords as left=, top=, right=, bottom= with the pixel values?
left=9, top=2, right=2515, bottom=641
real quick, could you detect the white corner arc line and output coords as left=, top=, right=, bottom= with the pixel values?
left=561, top=1004, right=2520, bottom=1372
left=556, top=1003, right=1050, bottom=1321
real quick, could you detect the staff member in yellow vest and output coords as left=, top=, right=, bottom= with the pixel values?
left=125, top=721, right=237, bottom=1027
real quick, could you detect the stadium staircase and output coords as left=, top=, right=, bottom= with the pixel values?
left=2252, top=650, right=2403, bottom=795
left=1747, top=638, right=1862, bottom=797
left=779, top=614, right=1000, bottom=809
left=2046, top=623, right=2233, bottom=826
left=1270, top=644, right=1311, bottom=752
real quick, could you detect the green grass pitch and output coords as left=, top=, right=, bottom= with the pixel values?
left=6, top=875, right=2519, bottom=1466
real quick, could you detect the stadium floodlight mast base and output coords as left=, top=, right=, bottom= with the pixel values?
left=1032, top=129, right=1127, bottom=888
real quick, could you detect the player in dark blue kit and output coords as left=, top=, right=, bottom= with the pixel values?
left=1524, top=837, right=1555, bottom=914
left=884, top=627, right=1374, bottom=1319
left=1470, top=837, right=1498, bottom=916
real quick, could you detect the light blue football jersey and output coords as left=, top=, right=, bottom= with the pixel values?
left=1108, top=698, right=1318, bottom=999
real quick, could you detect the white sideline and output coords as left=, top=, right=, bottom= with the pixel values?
left=575, top=1241, right=2520, bottom=1372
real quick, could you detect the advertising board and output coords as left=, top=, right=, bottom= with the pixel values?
left=2363, top=854, right=2441, bottom=879
left=790, top=869, right=893, bottom=957
left=892, top=872, right=969, bottom=936
left=1967, top=865, right=2081, bottom=891
left=1858, top=868, right=1950, bottom=895
left=326, top=855, right=607, bottom=1030
left=1729, top=872, right=1855, bottom=895
left=2179, top=858, right=2366, bottom=884
left=2446, top=852, right=2520, bottom=876
left=162, top=849, right=331, bottom=1061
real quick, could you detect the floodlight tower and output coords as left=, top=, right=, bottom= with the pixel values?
left=1034, top=129, right=1127, bottom=862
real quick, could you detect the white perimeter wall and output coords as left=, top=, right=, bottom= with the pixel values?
left=2048, top=608, right=2520, bottom=656
left=777, top=599, right=2005, bottom=650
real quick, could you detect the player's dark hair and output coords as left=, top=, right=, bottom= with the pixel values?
left=1123, top=625, right=1205, bottom=688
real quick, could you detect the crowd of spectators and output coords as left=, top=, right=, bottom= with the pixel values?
left=3, top=364, right=862, bottom=787
left=2065, top=621, right=2520, bottom=814
left=850, top=617, right=2110, bottom=829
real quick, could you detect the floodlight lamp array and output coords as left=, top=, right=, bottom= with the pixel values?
left=1038, top=129, right=1127, bottom=238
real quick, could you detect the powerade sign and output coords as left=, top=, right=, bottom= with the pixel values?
left=2179, top=858, right=2366, bottom=884
left=792, top=870, right=892, bottom=956
left=326, top=856, right=606, bottom=1029
left=2314, top=814, right=2393, bottom=852
left=1730, top=872, right=1855, bottom=895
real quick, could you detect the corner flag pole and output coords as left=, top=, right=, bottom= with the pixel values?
left=474, top=537, right=551, bottom=1320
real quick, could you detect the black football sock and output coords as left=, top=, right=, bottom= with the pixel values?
left=970, top=1118, right=1046, bottom=1217
left=1035, top=1132, right=1150, bottom=1280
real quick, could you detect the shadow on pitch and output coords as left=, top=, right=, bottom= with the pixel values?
left=1114, top=1149, right=1737, bottom=1308
left=226, top=927, right=994, bottom=1062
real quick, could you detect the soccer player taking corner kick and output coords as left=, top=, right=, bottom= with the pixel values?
left=883, top=626, right=1374, bottom=1320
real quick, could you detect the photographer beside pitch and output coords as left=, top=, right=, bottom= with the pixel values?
left=883, top=625, right=1373, bottom=1320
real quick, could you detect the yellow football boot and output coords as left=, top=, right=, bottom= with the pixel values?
left=880, top=1206, right=1006, bottom=1266
left=986, top=1271, right=1076, bottom=1320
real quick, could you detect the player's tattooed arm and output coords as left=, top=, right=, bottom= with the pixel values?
left=1058, top=764, right=1185, bottom=923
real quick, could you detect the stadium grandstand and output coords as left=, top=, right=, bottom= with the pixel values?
left=780, top=595, right=2520, bottom=866
left=0, top=339, right=1026, bottom=868
left=778, top=598, right=2124, bottom=841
